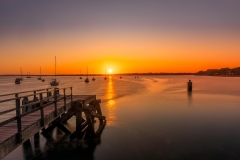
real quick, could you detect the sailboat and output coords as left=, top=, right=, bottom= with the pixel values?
left=79, top=69, right=82, bottom=79
left=92, top=69, right=95, bottom=81
left=37, top=67, right=42, bottom=80
left=15, top=78, right=21, bottom=84
left=104, top=69, right=107, bottom=80
left=50, top=56, right=59, bottom=86
left=26, top=72, right=31, bottom=78
left=85, top=67, right=89, bottom=83
left=119, top=70, right=122, bottom=79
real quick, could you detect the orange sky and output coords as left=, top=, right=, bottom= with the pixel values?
left=1, top=1, right=240, bottom=74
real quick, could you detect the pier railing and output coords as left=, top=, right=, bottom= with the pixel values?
left=0, top=87, right=73, bottom=142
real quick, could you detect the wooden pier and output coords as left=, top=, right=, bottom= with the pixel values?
left=0, top=87, right=106, bottom=159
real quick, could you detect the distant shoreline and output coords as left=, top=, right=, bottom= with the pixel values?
left=0, top=73, right=196, bottom=76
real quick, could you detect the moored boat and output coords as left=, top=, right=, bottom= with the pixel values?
left=50, top=56, right=59, bottom=86
left=15, top=78, right=21, bottom=84
left=85, top=67, right=89, bottom=83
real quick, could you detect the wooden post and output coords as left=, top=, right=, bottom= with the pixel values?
left=83, top=109, right=96, bottom=137
left=90, top=100, right=103, bottom=123
left=54, top=88, right=57, bottom=116
left=188, top=80, right=192, bottom=92
left=32, top=91, right=37, bottom=109
left=40, top=93, right=44, bottom=126
left=75, top=101, right=83, bottom=135
left=46, top=88, right=49, bottom=100
left=15, top=94, right=22, bottom=143
left=34, top=132, right=39, bottom=140
left=33, top=90, right=36, bottom=99
left=63, top=88, right=66, bottom=111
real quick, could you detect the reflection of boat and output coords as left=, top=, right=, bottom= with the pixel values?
left=50, top=56, right=59, bottom=86
left=15, top=78, right=21, bottom=84
left=104, top=69, right=107, bottom=80
left=79, top=69, right=82, bottom=79
left=37, top=67, right=42, bottom=80
left=92, top=69, right=96, bottom=81
left=85, top=67, right=89, bottom=83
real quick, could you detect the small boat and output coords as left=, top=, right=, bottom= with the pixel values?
left=50, top=79, right=59, bottom=86
left=37, top=67, right=42, bottom=80
left=26, top=72, right=31, bottom=78
left=104, top=69, right=107, bottom=80
left=120, top=76, right=122, bottom=79
left=92, top=69, right=96, bottom=81
left=85, top=67, right=89, bottom=83
left=79, top=69, right=82, bottom=79
left=42, top=79, right=45, bottom=82
left=15, top=78, right=21, bottom=84
left=85, top=78, right=89, bottom=83
left=50, top=56, right=59, bottom=86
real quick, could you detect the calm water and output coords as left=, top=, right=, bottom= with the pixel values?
left=1, top=75, right=240, bottom=160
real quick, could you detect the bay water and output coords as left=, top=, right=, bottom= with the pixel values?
left=1, top=75, right=240, bottom=160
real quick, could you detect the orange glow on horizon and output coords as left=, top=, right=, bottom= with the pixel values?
left=1, top=29, right=240, bottom=74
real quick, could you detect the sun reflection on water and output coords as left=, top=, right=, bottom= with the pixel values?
left=105, top=79, right=117, bottom=126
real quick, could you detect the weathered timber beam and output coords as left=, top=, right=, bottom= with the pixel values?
left=57, top=124, right=71, bottom=134
left=69, top=121, right=88, bottom=139
left=41, top=109, right=75, bottom=135
left=83, top=109, right=96, bottom=137
left=90, top=111, right=106, bottom=120
left=42, top=117, right=61, bottom=134
left=90, top=99, right=103, bottom=123
left=95, top=120, right=106, bottom=136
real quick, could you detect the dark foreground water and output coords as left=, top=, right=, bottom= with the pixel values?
left=1, top=75, right=240, bottom=160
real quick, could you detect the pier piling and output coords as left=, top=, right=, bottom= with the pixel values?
left=188, top=80, right=192, bottom=92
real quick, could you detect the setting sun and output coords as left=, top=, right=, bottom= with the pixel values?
left=108, top=69, right=113, bottom=73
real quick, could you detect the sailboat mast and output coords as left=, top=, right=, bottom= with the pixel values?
left=87, top=67, right=88, bottom=78
left=55, top=56, right=56, bottom=80
left=20, top=67, right=22, bottom=78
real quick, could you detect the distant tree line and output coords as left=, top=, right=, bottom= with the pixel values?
left=197, top=67, right=240, bottom=76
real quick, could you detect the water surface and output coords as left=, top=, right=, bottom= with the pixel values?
left=1, top=75, right=240, bottom=160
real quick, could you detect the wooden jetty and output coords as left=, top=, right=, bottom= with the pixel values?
left=0, top=87, right=106, bottom=159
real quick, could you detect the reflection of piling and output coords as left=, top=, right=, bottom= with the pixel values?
left=188, top=80, right=192, bottom=92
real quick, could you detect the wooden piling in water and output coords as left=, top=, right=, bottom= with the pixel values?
left=188, top=80, right=192, bottom=92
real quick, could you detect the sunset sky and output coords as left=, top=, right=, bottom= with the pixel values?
left=0, top=0, right=240, bottom=74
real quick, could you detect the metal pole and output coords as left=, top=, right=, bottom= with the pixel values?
left=63, top=88, right=66, bottom=111
left=40, top=93, right=44, bottom=126
left=70, top=87, right=73, bottom=106
left=54, top=88, right=57, bottom=116
left=15, top=94, right=22, bottom=143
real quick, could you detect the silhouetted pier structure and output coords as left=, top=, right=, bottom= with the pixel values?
left=0, top=87, right=106, bottom=159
